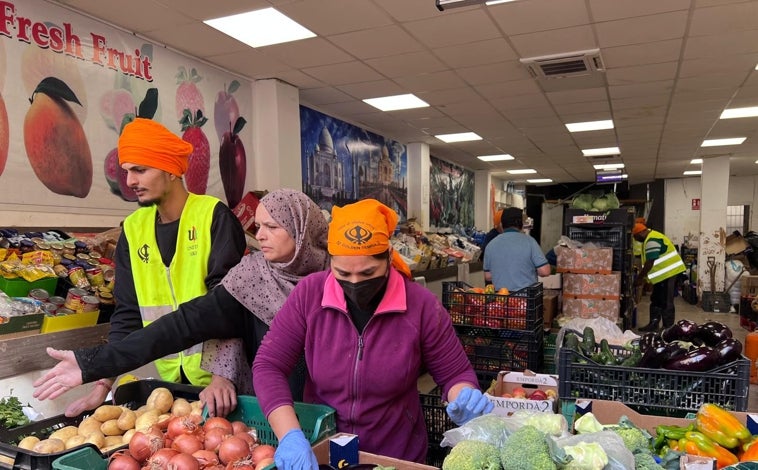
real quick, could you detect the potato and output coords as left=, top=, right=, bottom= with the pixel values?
left=84, top=431, right=105, bottom=449
left=100, top=419, right=123, bottom=436
left=64, top=435, right=86, bottom=450
left=134, top=409, right=160, bottom=432
left=49, top=425, right=79, bottom=442
left=93, top=405, right=123, bottom=422
left=17, top=435, right=40, bottom=450
left=104, top=435, right=124, bottom=448
left=190, top=400, right=204, bottom=411
left=171, top=398, right=192, bottom=417
left=0, top=455, right=13, bottom=466
left=146, top=387, right=173, bottom=413
left=134, top=404, right=150, bottom=417
left=78, top=417, right=103, bottom=437
left=122, top=428, right=136, bottom=444
left=117, top=409, right=136, bottom=431
left=32, top=438, right=65, bottom=454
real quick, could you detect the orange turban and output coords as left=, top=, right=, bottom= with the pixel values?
left=632, top=223, right=648, bottom=235
left=635, top=217, right=646, bottom=224
left=329, top=199, right=411, bottom=278
left=493, top=209, right=504, bottom=227
left=118, top=118, right=193, bottom=176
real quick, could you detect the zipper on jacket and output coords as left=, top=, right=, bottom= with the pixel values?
left=357, top=336, right=364, bottom=360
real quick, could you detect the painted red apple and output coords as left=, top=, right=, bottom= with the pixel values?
left=219, top=117, right=247, bottom=209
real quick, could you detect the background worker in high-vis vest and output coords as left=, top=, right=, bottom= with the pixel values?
left=61, top=118, right=246, bottom=417
left=633, top=222, right=686, bottom=332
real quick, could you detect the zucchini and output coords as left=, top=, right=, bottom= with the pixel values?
left=581, top=326, right=596, bottom=355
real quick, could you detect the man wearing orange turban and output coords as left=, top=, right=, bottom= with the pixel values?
left=480, top=208, right=504, bottom=264
left=252, top=198, right=493, bottom=467
left=62, top=118, right=247, bottom=418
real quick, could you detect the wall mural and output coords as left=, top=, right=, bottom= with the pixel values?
left=429, top=155, right=474, bottom=230
left=0, top=0, right=252, bottom=214
left=300, top=106, right=408, bottom=219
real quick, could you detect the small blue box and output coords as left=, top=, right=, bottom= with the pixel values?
left=329, top=434, right=359, bottom=468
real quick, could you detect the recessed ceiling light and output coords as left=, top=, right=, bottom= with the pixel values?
left=477, top=154, right=514, bottom=162
left=527, top=178, right=553, bottom=183
left=701, top=137, right=746, bottom=147
left=565, top=120, right=614, bottom=133
left=720, top=107, right=758, bottom=119
left=204, top=8, right=316, bottom=48
left=507, top=169, right=537, bottom=174
left=683, top=170, right=702, bottom=176
left=582, top=147, right=621, bottom=157
left=435, top=132, right=482, bottom=143
left=690, top=158, right=703, bottom=164
left=363, top=94, right=429, bottom=111
left=593, top=163, right=625, bottom=170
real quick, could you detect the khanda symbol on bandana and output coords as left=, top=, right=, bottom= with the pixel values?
left=344, top=225, right=373, bottom=245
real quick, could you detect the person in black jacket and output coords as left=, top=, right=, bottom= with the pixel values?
left=33, top=189, right=329, bottom=418
left=480, top=208, right=503, bottom=265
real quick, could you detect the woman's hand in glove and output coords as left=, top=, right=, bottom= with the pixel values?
left=274, top=429, right=319, bottom=470
left=446, top=387, right=494, bottom=426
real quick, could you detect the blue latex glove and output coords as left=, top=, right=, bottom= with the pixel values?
left=446, top=387, right=494, bottom=426
left=274, top=429, right=319, bottom=470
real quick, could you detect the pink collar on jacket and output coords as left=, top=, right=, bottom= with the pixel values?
left=321, top=267, right=407, bottom=313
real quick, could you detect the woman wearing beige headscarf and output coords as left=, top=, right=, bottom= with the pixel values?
left=33, top=189, right=329, bottom=417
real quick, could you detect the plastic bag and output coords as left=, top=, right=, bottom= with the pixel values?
left=553, top=431, right=634, bottom=470
left=440, top=413, right=511, bottom=448
left=505, top=410, right=570, bottom=438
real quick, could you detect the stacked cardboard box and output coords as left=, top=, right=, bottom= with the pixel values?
left=556, top=247, right=620, bottom=321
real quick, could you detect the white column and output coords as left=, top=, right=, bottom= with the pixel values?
left=698, top=156, right=730, bottom=293
left=407, top=142, right=430, bottom=230
left=474, top=170, right=492, bottom=231
left=250, top=79, right=302, bottom=191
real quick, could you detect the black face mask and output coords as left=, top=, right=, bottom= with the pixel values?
left=338, top=275, right=388, bottom=311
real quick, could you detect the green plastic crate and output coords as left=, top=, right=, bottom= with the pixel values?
left=52, top=446, right=106, bottom=470
left=225, top=395, right=336, bottom=446
left=0, top=276, right=58, bottom=297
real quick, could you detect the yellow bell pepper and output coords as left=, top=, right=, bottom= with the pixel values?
left=679, top=431, right=738, bottom=469
left=695, top=403, right=751, bottom=449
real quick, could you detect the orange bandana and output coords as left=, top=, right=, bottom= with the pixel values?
left=493, top=209, right=504, bottom=227
left=118, top=118, right=193, bottom=176
left=632, top=223, right=647, bottom=235
left=329, top=199, right=411, bottom=278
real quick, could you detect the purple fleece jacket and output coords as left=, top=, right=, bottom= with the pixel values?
left=253, top=268, right=478, bottom=463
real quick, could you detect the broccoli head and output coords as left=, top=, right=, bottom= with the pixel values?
left=442, top=439, right=501, bottom=470
left=607, top=417, right=652, bottom=452
left=633, top=448, right=665, bottom=470
left=500, top=425, right=557, bottom=470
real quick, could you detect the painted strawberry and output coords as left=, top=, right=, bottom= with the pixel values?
left=219, top=117, right=247, bottom=209
left=181, top=108, right=210, bottom=194
left=213, top=80, right=240, bottom=143
left=175, top=66, right=204, bottom=121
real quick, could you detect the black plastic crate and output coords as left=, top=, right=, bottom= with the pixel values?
left=457, top=324, right=543, bottom=374
left=558, top=337, right=750, bottom=416
left=0, top=380, right=202, bottom=470
left=442, top=281, right=543, bottom=331
left=419, top=387, right=453, bottom=468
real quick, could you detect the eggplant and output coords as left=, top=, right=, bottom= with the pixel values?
left=696, top=321, right=733, bottom=347
left=661, top=319, right=699, bottom=342
left=638, top=332, right=665, bottom=353
left=659, top=341, right=691, bottom=364
left=663, top=346, right=720, bottom=371
left=715, top=338, right=743, bottom=365
left=638, top=344, right=668, bottom=369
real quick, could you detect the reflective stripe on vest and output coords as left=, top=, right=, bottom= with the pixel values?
left=123, top=194, right=218, bottom=386
left=642, top=230, right=686, bottom=284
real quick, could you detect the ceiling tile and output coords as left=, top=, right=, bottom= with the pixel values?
left=143, top=23, right=250, bottom=58
left=417, top=87, right=483, bottom=106
left=595, top=11, right=688, bottom=48
left=588, top=0, right=691, bottom=22
left=477, top=79, right=543, bottom=99
left=488, top=0, right=590, bottom=35
left=601, top=39, right=683, bottom=68
left=609, top=80, right=675, bottom=99
left=208, top=50, right=292, bottom=78
left=62, top=0, right=193, bottom=32
left=690, top=2, right=758, bottom=37
left=336, top=80, right=406, bottom=99
left=328, top=25, right=424, bottom=60
left=678, top=54, right=758, bottom=78
left=274, top=69, right=326, bottom=89
left=433, top=38, right=518, bottom=68
left=553, top=100, right=611, bottom=115
left=151, top=0, right=268, bottom=21
left=491, top=93, right=552, bottom=111
left=278, top=0, right=393, bottom=36
left=299, top=87, right=355, bottom=105
left=261, top=38, right=354, bottom=69
left=457, top=61, right=532, bottom=86
left=365, top=52, right=449, bottom=78
left=302, top=61, right=384, bottom=85
left=546, top=87, right=608, bottom=104
left=405, top=9, right=502, bottom=49
left=509, top=26, right=597, bottom=58
left=606, top=62, right=679, bottom=86
left=685, top=30, right=758, bottom=58
left=394, top=70, right=468, bottom=93
left=374, top=0, right=444, bottom=22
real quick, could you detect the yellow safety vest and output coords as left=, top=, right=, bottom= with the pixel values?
left=641, top=229, right=686, bottom=284
left=122, top=194, right=218, bottom=385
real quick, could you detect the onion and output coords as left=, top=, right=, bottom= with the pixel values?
left=148, top=448, right=179, bottom=468
left=225, top=460, right=254, bottom=470
left=203, top=427, right=229, bottom=452
left=167, top=416, right=202, bottom=439
left=254, top=457, right=275, bottom=470
left=250, top=445, right=275, bottom=466
left=233, top=431, right=256, bottom=451
left=167, top=452, right=200, bottom=470
left=218, top=436, right=251, bottom=464
left=108, top=451, right=140, bottom=470
left=203, top=417, right=233, bottom=435
left=230, top=421, right=249, bottom=435
left=128, top=431, right=164, bottom=463
left=192, top=449, right=219, bottom=467
left=171, top=433, right=203, bottom=455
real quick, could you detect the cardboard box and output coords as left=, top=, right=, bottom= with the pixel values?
left=543, top=292, right=559, bottom=329
left=0, top=276, right=58, bottom=298
left=40, top=310, right=99, bottom=334
left=487, top=370, right=558, bottom=415
left=311, top=433, right=436, bottom=470
left=726, top=233, right=749, bottom=255
left=0, top=312, right=43, bottom=338
left=562, top=297, right=620, bottom=321
left=538, top=273, right=562, bottom=289
left=563, top=272, right=621, bottom=299
left=742, top=275, right=758, bottom=297
left=329, top=434, right=359, bottom=468
left=555, top=246, right=613, bottom=274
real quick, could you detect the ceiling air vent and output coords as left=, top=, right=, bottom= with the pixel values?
left=520, top=49, right=604, bottom=79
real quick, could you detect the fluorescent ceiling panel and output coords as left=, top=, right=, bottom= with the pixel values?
left=701, top=138, right=746, bottom=147
left=683, top=170, right=702, bottom=175
left=527, top=178, right=553, bottom=183
left=690, top=158, right=703, bottom=164
left=582, top=146, right=621, bottom=157
left=594, top=163, right=625, bottom=170
left=720, top=107, right=758, bottom=119
left=435, top=132, right=482, bottom=143
left=486, top=0, right=518, bottom=4
left=507, top=169, right=537, bottom=174
left=478, top=154, right=514, bottom=162
left=363, top=94, right=429, bottom=111
left=565, top=120, right=614, bottom=133
left=204, top=8, right=316, bottom=48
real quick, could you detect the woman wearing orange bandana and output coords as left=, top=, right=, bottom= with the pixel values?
left=253, top=199, right=491, bottom=468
